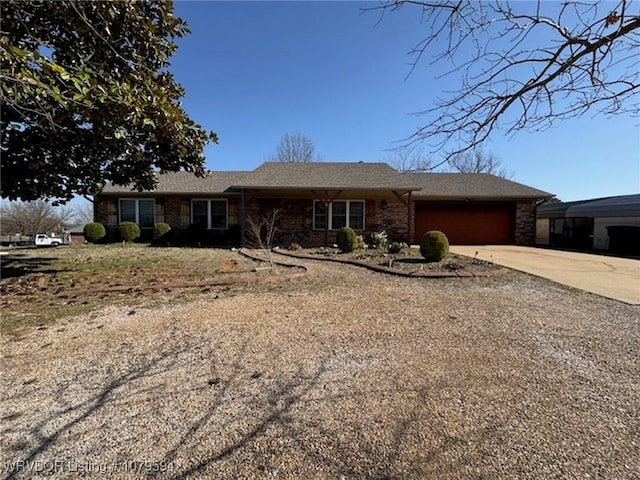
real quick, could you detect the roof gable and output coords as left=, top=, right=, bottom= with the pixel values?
left=232, top=162, right=419, bottom=190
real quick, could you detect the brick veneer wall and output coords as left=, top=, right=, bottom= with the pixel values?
left=515, top=200, right=536, bottom=245
left=374, top=202, right=412, bottom=243
left=94, top=197, right=115, bottom=227
left=96, top=194, right=414, bottom=246
left=95, top=196, right=240, bottom=229
left=163, top=197, right=186, bottom=227
left=243, top=197, right=411, bottom=247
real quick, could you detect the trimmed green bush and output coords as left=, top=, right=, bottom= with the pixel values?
left=336, top=226, right=357, bottom=253
left=420, top=230, right=450, bottom=262
left=83, top=222, right=106, bottom=243
left=153, top=222, right=171, bottom=240
left=119, top=221, right=141, bottom=243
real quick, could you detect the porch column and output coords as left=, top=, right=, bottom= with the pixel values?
left=392, top=190, right=414, bottom=244
left=407, top=191, right=413, bottom=244
left=324, top=199, right=330, bottom=247
left=240, top=188, right=246, bottom=246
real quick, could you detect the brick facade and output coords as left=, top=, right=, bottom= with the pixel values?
left=94, top=193, right=537, bottom=247
left=514, top=200, right=536, bottom=246
left=247, top=197, right=411, bottom=247
left=94, top=163, right=550, bottom=246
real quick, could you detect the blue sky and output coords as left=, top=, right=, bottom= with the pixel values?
left=169, top=0, right=639, bottom=202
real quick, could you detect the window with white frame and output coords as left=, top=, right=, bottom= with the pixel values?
left=191, top=199, right=228, bottom=230
left=119, top=199, right=155, bottom=228
left=313, top=200, right=365, bottom=230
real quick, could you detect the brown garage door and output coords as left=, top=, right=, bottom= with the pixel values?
left=415, top=202, right=515, bottom=244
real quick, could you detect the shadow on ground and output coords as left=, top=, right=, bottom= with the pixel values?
left=0, top=253, right=63, bottom=279
left=1, top=335, right=492, bottom=480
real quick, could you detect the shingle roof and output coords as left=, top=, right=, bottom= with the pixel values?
left=231, top=162, right=420, bottom=190
left=100, top=171, right=247, bottom=194
left=98, top=163, right=552, bottom=199
left=404, top=173, right=552, bottom=199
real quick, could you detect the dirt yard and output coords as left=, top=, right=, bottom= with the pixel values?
left=1, top=248, right=638, bottom=479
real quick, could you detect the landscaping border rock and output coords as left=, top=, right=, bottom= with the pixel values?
left=238, top=248, right=311, bottom=272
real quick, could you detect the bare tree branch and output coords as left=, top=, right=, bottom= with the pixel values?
left=268, top=133, right=320, bottom=163
left=365, top=1, right=640, bottom=158
left=71, top=202, right=94, bottom=226
left=0, top=199, right=75, bottom=236
left=385, top=144, right=435, bottom=172
left=448, top=148, right=512, bottom=178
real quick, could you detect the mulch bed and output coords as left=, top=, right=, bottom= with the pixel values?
left=272, top=248, right=507, bottom=278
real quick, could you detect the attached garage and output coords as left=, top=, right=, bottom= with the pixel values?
left=403, top=172, right=552, bottom=246
left=415, top=201, right=515, bottom=244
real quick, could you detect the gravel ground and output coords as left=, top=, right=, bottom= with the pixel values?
left=1, top=254, right=639, bottom=479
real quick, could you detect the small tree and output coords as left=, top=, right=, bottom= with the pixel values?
left=246, top=209, right=281, bottom=272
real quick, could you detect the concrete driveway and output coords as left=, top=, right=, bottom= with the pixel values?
left=450, top=245, right=640, bottom=305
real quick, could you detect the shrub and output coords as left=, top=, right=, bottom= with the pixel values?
left=372, top=231, right=388, bottom=250
left=153, top=222, right=171, bottom=241
left=119, top=221, right=141, bottom=243
left=188, top=222, right=207, bottom=243
left=336, top=226, right=357, bottom=253
left=288, top=242, right=302, bottom=251
left=355, top=235, right=366, bottom=250
left=225, top=224, right=242, bottom=245
left=420, top=230, right=450, bottom=262
left=83, top=222, right=106, bottom=243
left=388, top=241, right=408, bottom=254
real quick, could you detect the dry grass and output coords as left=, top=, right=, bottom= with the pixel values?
left=1, top=250, right=638, bottom=479
left=0, top=244, right=268, bottom=334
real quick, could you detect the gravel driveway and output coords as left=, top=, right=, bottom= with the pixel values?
left=1, top=256, right=638, bottom=479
